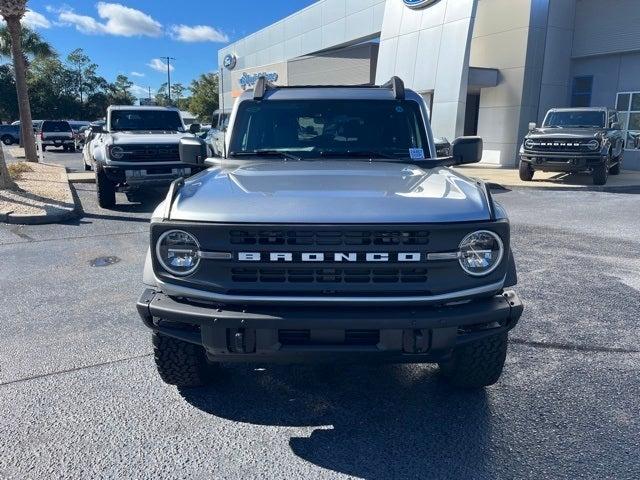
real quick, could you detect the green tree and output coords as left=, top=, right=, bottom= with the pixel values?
left=109, top=74, right=135, bottom=105
left=66, top=48, right=92, bottom=117
left=171, top=82, right=185, bottom=100
left=0, top=24, right=54, bottom=62
left=154, top=82, right=170, bottom=106
left=0, top=5, right=52, bottom=162
left=188, top=73, right=219, bottom=122
left=0, top=63, right=18, bottom=122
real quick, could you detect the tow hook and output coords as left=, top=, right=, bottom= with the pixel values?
left=234, top=330, right=246, bottom=353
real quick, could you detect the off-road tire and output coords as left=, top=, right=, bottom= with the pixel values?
left=610, top=150, right=622, bottom=175
left=1, top=135, right=13, bottom=146
left=439, top=333, right=508, bottom=389
left=96, top=166, right=116, bottom=208
left=152, top=332, right=215, bottom=387
left=518, top=160, right=534, bottom=181
left=592, top=163, right=608, bottom=185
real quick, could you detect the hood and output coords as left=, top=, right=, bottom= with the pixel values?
left=170, top=160, right=491, bottom=224
left=107, top=132, right=192, bottom=145
left=528, top=127, right=603, bottom=139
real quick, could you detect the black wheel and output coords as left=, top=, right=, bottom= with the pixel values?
left=84, top=161, right=92, bottom=171
left=41, top=146, right=46, bottom=152
left=153, top=332, right=216, bottom=387
left=592, top=163, right=608, bottom=185
left=518, top=160, right=534, bottom=181
left=96, top=166, right=116, bottom=208
left=439, top=333, right=508, bottom=389
left=69, top=145, right=76, bottom=153
left=1, top=135, right=13, bottom=146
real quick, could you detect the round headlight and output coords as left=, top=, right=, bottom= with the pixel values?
left=156, top=230, right=201, bottom=276
left=110, top=146, right=125, bottom=159
left=458, top=230, right=504, bottom=276
left=587, top=139, right=600, bottom=151
left=524, top=139, right=535, bottom=150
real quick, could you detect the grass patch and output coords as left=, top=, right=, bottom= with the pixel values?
left=8, top=162, right=34, bottom=180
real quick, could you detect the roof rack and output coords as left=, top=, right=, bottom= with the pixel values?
left=253, top=76, right=275, bottom=100
left=251, top=76, right=406, bottom=100
left=382, top=76, right=405, bottom=100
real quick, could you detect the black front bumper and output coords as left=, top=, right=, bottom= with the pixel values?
left=521, top=151, right=604, bottom=172
left=137, top=289, right=523, bottom=363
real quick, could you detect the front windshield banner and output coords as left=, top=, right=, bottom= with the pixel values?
left=228, top=99, right=430, bottom=159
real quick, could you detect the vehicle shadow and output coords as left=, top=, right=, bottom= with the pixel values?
left=180, top=363, right=494, bottom=479
left=63, top=183, right=162, bottom=225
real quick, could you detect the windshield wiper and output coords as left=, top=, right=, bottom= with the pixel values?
left=231, top=150, right=301, bottom=161
left=318, top=150, right=396, bottom=159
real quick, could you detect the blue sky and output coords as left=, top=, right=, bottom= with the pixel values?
left=13, top=1, right=316, bottom=97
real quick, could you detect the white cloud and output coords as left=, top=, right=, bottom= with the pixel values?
left=23, top=10, right=52, bottom=29
left=0, top=9, right=50, bottom=29
left=147, top=58, right=174, bottom=73
left=96, top=2, right=162, bottom=37
left=56, top=2, right=162, bottom=37
left=171, top=24, right=228, bottom=43
left=130, top=71, right=145, bottom=77
left=131, top=84, right=150, bottom=97
left=58, top=10, right=107, bottom=35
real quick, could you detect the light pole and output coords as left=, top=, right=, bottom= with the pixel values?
left=161, top=56, right=175, bottom=103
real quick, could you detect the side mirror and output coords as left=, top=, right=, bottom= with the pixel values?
left=189, top=123, right=201, bottom=134
left=179, top=137, right=208, bottom=165
left=528, top=122, right=537, bottom=131
left=451, top=136, right=483, bottom=165
left=611, top=122, right=621, bottom=130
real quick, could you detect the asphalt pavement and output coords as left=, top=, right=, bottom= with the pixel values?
left=0, top=156, right=639, bottom=479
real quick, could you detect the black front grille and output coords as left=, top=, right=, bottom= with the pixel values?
left=118, top=144, right=180, bottom=162
left=231, top=267, right=428, bottom=284
left=152, top=222, right=511, bottom=298
left=230, top=230, right=430, bottom=246
left=525, top=139, right=595, bottom=153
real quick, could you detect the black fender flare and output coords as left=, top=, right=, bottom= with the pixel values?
left=504, top=248, right=518, bottom=288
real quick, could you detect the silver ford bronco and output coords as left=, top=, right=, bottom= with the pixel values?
left=137, top=77, right=523, bottom=390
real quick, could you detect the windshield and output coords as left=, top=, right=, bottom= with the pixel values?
left=110, top=110, right=184, bottom=132
left=543, top=111, right=605, bottom=128
left=42, top=121, right=72, bottom=132
left=228, top=99, right=429, bottom=160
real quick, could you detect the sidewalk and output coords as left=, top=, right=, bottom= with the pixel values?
left=455, top=165, right=640, bottom=191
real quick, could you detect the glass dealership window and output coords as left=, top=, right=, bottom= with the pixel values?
left=571, top=76, right=593, bottom=107
left=615, top=92, right=640, bottom=150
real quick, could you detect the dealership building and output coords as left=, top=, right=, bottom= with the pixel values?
left=218, top=0, right=640, bottom=170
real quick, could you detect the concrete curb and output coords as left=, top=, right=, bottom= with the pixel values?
left=455, top=166, right=640, bottom=193
left=1, top=163, right=81, bottom=225
left=68, top=172, right=95, bottom=184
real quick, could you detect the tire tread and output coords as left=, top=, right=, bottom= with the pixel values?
left=439, top=333, right=508, bottom=389
left=152, top=332, right=214, bottom=387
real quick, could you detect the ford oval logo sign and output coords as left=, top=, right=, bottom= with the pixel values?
left=223, top=53, right=237, bottom=70
left=403, top=0, right=440, bottom=8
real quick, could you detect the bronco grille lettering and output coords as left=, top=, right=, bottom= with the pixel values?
left=237, top=252, right=424, bottom=263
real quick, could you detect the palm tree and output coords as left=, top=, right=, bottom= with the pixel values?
left=0, top=0, right=39, bottom=162
left=0, top=138, right=15, bottom=189
left=0, top=25, right=54, bottom=61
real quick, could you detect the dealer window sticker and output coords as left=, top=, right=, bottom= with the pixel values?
left=409, top=148, right=425, bottom=160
